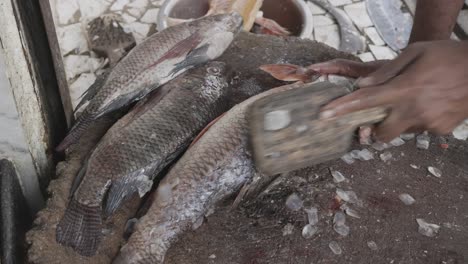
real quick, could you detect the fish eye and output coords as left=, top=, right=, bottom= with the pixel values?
left=207, top=67, right=221, bottom=75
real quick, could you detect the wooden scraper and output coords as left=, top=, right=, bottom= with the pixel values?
left=248, top=81, right=388, bottom=175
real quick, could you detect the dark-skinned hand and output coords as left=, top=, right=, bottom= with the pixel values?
left=308, top=40, right=468, bottom=142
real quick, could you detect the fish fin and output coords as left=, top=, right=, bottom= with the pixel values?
left=75, top=70, right=111, bottom=114
left=259, top=64, right=320, bottom=83
left=169, top=44, right=210, bottom=77
left=148, top=32, right=203, bottom=71
left=56, top=199, right=102, bottom=256
left=69, top=160, right=89, bottom=199
left=103, top=173, right=154, bottom=216
left=56, top=111, right=95, bottom=152
left=254, top=17, right=291, bottom=36
left=231, top=171, right=281, bottom=209
left=189, top=112, right=226, bottom=149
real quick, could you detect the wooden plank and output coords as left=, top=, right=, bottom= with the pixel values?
left=0, top=0, right=67, bottom=192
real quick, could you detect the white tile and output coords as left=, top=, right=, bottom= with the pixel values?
left=307, top=2, right=326, bottom=15
left=364, top=27, right=385, bottom=46
left=358, top=52, right=375, bottom=62
left=344, top=2, right=373, bottom=29
left=57, top=23, right=88, bottom=55
left=369, top=45, right=397, bottom=60
left=314, top=24, right=340, bottom=50
left=78, top=0, right=110, bottom=20
left=140, top=8, right=160, bottom=24
left=127, top=0, right=149, bottom=18
left=329, top=0, right=352, bottom=7
left=64, top=55, right=104, bottom=80
left=110, top=0, right=127, bottom=11
left=313, top=15, right=335, bottom=26
left=123, top=22, right=151, bottom=44
left=55, top=0, right=80, bottom=25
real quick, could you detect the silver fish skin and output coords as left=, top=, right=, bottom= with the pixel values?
left=113, top=83, right=300, bottom=264
left=56, top=12, right=243, bottom=152
left=56, top=61, right=235, bottom=256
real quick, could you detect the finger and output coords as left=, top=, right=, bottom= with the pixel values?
left=320, top=84, right=397, bottom=119
left=358, top=47, right=421, bottom=87
left=307, top=59, right=384, bottom=78
left=359, top=125, right=374, bottom=145
left=374, top=110, right=412, bottom=142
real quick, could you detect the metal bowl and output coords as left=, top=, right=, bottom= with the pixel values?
left=157, top=0, right=313, bottom=39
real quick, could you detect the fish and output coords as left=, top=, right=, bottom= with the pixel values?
left=56, top=13, right=243, bottom=152
left=55, top=61, right=239, bottom=256
left=167, top=0, right=290, bottom=36
left=113, top=82, right=303, bottom=264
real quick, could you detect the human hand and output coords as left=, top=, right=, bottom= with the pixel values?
left=319, top=40, right=468, bottom=142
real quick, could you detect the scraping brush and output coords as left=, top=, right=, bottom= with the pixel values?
left=248, top=81, right=387, bottom=175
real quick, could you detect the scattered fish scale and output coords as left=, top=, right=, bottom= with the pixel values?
left=416, top=133, right=430, bottom=149
left=331, top=170, right=346, bottom=183
left=398, top=193, right=416, bottom=205
left=329, top=241, right=343, bottom=255
left=400, top=133, right=415, bottom=140
left=282, top=223, right=294, bottom=236
left=428, top=166, right=442, bottom=178
left=333, top=223, right=350, bottom=236
left=341, top=153, right=355, bottom=164
left=389, top=137, right=405, bottom=146
left=341, top=204, right=361, bottom=218
left=379, top=151, right=392, bottom=162
left=302, top=224, right=319, bottom=239
left=286, top=193, right=304, bottom=211
left=350, top=149, right=374, bottom=161
left=372, top=142, right=389, bottom=151
left=333, top=211, right=346, bottom=226
left=416, top=218, right=440, bottom=237
left=304, top=207, right=319, bottom=225
left=367, top=241, right=378, bottom=250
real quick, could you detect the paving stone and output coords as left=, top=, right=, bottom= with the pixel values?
left=314, top=24, right=340, bottom=50
left=329, top=0, right=352, bottom=7
left=55, top=0, right=80, bottom=25
left=358, top=52, right=375, bottom=62
left=364, top=27, right=385, bottom=46
left=344, top=2, right=373, bottom=29
left=307, top=2, right=326, bottom=15
left=64, top=55, right=104, bottom=80
left=123, top=22, right=151, bottom=44
left=369, top=45, right=397, bottom=60
left=314, top=15, right=335, bottom=26
left=78, top=0, right=110, bottom=20
left=140, top=8, right=160, bottom=24
left=57, top=23, right=88, bottom=55
left=110, top=0, right=127, bottom=11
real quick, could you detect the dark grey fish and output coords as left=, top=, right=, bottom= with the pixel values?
left=56, top=13, right=243, bottom=152
left=56, top=61, right=240, bottom=256
left=113, top=83, right=301, bottom=264
left=311, top=0, right=366, bottom=54
left=366, top=0, right=412, bottom=51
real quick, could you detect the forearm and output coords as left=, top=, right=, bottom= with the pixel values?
left=409, top=0, right=464, bottom=43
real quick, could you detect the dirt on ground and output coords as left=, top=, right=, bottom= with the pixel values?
left=165, top=135, right=468, bottom=264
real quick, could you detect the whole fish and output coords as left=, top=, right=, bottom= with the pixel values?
left=167, top=0, right=290, bottom=36
left=55, top=61, right=238, bottom=256
left=113, top=82, right=302, bottom=264
left=56, top=13, right=243, bottom=152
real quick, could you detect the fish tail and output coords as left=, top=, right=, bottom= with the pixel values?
left=56, top=198, right=103, bottom=256
left=56, top=111, right=95, bottom=152
left=104, top=176, right=152, bottom=216
left=259, top=64, right=320, bottom=83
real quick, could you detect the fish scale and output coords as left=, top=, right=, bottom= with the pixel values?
left=56, top=13, right=243, bottom=152
left=56, top=61, right=241, bottom=256
left=114, top=83, right=299, bottom=264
